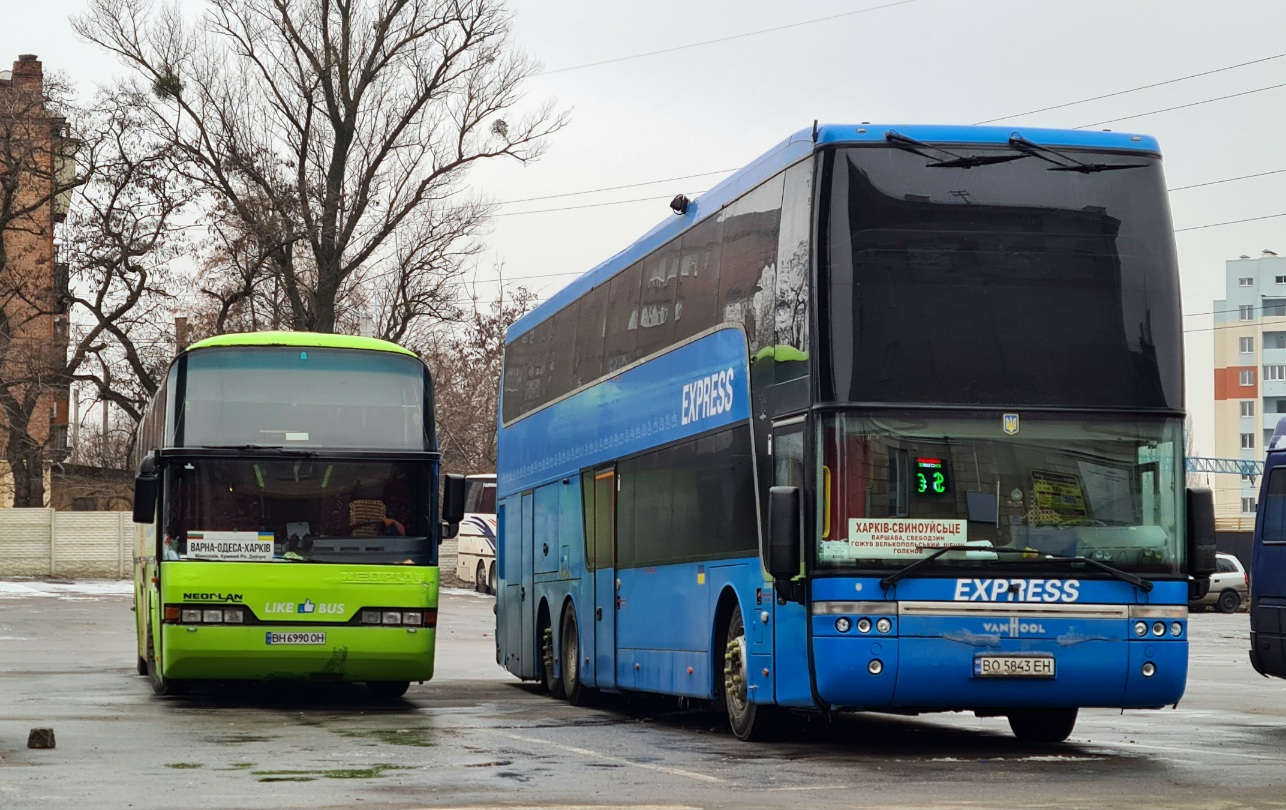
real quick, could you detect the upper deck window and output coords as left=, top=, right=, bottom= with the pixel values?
left=174, top=346, right=431, bottom=450
left=818, top=144, right=1181, bottom=410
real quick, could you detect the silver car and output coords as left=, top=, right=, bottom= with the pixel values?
left=1189, top=552, right=1249, bottom=614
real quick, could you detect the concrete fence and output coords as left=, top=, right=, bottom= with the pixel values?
left=0, top=509, right=463, bottom=582
left=0, top=509, right=135, bottom=579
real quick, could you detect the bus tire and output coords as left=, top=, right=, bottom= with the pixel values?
left=1007, top=708, right=1077, bottom=742
left=561, top=606, right=594, bottom=706
left=367, top=681, right=410, bottom=700
left=488, top=564, right=497, bottom=595
left=540, top=610, right=566, bottom=699
left=136, top=655, right=149, bottom=676
left=1217, top=589, right=1242, bottom=614
left=146, top=634, right=190, bottom=696
left=721, top=607, right=777, bottom=741
left=475, top=561, right=487, bottom=594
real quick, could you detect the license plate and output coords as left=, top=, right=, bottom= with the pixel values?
left=974, top=655, right=1055, bottom=678
left=265, top=632, right=327, bottom=645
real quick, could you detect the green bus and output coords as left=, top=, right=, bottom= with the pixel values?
left=131, top=332, right=465, bottom=697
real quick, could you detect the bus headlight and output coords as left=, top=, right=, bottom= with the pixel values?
left=1170, top=622, right=1183, bottom=637
left=182, top=609, right=202, bottom=623
left=868, top=659, right=884, bottom=675
left=875, top=618, right=892, bottom=634
left=1134, top=621, right=1148, bottom=637
left=1142, top=662, right=1157, bottom=678
left=857, top=618, right=872, bottom=634
left=1152, top=621, right=1166, bottom=637
left=835, top=617, right=852, bottom=633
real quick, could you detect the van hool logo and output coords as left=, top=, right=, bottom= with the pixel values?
left=182, top=592, right=242, bottom=602
left=983, top=617, right=1047, bottom=636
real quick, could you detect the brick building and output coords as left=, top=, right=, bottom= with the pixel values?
left=0, top=54, right=74, bottom=507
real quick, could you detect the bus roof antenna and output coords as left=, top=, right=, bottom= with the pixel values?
left=812, top=120, right=819, bottom=142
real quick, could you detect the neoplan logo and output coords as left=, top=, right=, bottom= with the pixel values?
left=182, top=592, right=243, bottom=602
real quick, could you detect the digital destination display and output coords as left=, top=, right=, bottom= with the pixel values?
left=916, top=457, right=950, bottom=496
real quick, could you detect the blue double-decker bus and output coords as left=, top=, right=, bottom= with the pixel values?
left=1251, top=420, right=1286, bottom=679
left=495, top=124, right=1216, bottom=741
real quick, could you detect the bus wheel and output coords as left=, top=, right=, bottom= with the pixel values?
left=146, top=635, right=189, bottom=696
left=367, top=681, right=410, bottom=700
left=488, top=564, right=497, bottom=595
left=136, top=655, right=149, bottom=676
left=561, top=606, right=594, bottom=706
left=1007, top=708, right=1077, bottom=742
left=722, top=608, right=777, bottom=741
left=1217, top=589, right=1242, bottom=614
left=475, top=561, right=488, bottom=594
left=540, top=615, right=566, bottom=699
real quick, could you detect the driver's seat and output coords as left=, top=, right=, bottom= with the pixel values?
left=350, top=499, right=387, bottom=537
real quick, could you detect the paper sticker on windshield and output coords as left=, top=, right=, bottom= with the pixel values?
left=836, top=518, right=968, bottom=560
left=186, top=531, right=275, bottom=561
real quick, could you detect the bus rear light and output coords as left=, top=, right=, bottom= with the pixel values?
left=169, top=605, right=246, bottom=624
left=360, top=609, right=429, bottom=626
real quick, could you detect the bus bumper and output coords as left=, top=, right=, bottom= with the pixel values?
left=160, top=625, right=435, bottom=682
left=813, top=636, right=1187, bottom=710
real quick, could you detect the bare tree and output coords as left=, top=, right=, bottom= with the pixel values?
left=418, top=281, right=535, bottom=473
left=76, top=0, right=567, bottom=337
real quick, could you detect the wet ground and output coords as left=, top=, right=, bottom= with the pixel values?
left=2, top=583, right=1284, bottom=809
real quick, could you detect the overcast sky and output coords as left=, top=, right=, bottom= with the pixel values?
left=5, top=0, right=1285, bottom=465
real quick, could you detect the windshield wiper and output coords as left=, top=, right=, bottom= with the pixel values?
left=1025, top=553, right=1153, bottom=592
left=879, top=544, right=1153, bottom=592
left=885, top=130, right=1029, bottom=169
left=199, top=445, right=316, bottom=456
left=1008, top=133, right=1149, bottom=173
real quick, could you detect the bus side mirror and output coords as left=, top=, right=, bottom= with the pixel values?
left=133, top=455, right=159, bottom=524
left=1187, top=486, right=1217, bottom=600
left=767, top=485, right=801, bottom=580
left=441, top=473, right=466, bottom=537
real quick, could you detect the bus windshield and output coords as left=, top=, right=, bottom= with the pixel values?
left=819, top=145, right=1181, bottom=409
left=175, top=346, right=431, bottom=450
left=816, top=412, right=1183, bottom=575
left=161, top=456, right=435, bottom=565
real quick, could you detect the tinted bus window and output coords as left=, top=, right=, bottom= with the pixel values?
left=676, top=213, right=724, bottom=344
left=604, top=262, right=644, bottom=372
left=1262, top=468, right=1286, bottom=543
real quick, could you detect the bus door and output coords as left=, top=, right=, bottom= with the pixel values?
left=585, top=467, right=617, bottom=690
left=1253, top=463, right=1286, bottom=678
left=501, top=492, right=536, bottom=679
left=771, top=420, right=813, bottom=706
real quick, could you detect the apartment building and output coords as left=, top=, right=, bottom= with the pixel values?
left=1213, top=250, right=1286, bottom=517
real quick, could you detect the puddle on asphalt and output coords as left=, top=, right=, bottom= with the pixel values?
left=332, top=726, right=437, bottom=747
left=165, top=763, right=204, bottom=769
left=251, top=763, right=409, bottom=782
